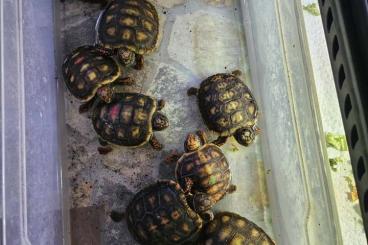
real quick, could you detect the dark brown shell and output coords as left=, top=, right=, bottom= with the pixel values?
left=62, top=46, right=121, bottom=101
left=97, top=0, right=159, bottom=54
left=92, top=92, right=156, bottom=146
left=176, top=144, right=231, bottom=204
left=200, top=212, right=275, bottom=245
left=198, top=73, right=258, bottom=136
left=126, top=180, right=203, bottom=245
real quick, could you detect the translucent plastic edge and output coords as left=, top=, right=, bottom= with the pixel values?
left=240, top=0, right=341, bottom=244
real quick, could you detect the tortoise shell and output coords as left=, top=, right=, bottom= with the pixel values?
left=176, top=144, right=231, bottom=204
left=92, top=92, right=157, bottom=147
left=200, top=212, right=275, bottom=245
left=96, top=0, right=159, bottom=54
left=62, top=45, right=121, bottom=101
left=126, top=180, right=203, bottom=245
left=198, top=73, right=258, bottom=136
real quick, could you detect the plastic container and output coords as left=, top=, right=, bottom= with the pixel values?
left=1, top=0, right=342, bottom=244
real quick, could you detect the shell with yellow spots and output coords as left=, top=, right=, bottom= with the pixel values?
left=200, top=212, right=275, bottom=245
left=126, top=180, right=203, bottom=245
left=176, top=144, right=232, bottom=206
left=198, top=73, right=258, bottom=136
left=96, top=0, right=159, bottom=54
left=92, top=92, right=157, bottom=147
left=62, top=45, right=121, bottom=102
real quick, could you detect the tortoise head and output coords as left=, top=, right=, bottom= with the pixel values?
left=184, top=133, right=204, bottom=152
left=117, top=48, right=135, bottom=67
left=188, top=192, right=214, bottom=222
left=152, top=112, right=169, bottom=131
left=234, top=125, right=260, bottom=147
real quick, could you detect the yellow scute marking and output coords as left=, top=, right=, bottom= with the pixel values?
left=131, top=127, right=140, bottom=138
left=143, top=20, right=154, bottom=31
left=77, top=82, right=84, bottom=90
left=247, top=104, right=256, bottom=115
left=251, top=228, right=260, bottom=237
left=221, top=215, right=230, bottom=223
left=137, top=31, right=148, bottom=41
left=87, top=71, right=97, bottom=81
left=80, top=64, right=90, bottom=72
left=230, top=235, right=246, bottom=245
left=235, top=219, right=247, bottom=228
left=105, top=15, right=113, bottom=23
left=219, top=227, right=231, bottom=241
left=106, top=27, right=116, bottom=36
left=120, top=17, right=136, bottom=26
left=124, top=8, right=140, bottom=16
left=122, top=30, right=132, bottom=40
left=231, top=111, right=244, bottom=124
left=219, top=91, right=235, bottom=101
left=99, top=64, right=109, bottom=72
left=225, top=101, right=239, bottom=112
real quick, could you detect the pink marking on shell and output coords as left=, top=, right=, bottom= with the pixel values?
left=109, top=103, right=121, bottom=122
left=74, top=56, right=85, bottom=65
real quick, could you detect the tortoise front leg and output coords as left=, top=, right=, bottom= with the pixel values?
left=187, top=87, right=199, bottom=96
left=164, top=150, right=183, bottom=164
left=149, top=134, right=163, bottom=150
left=134, top=54, right=144, bottom=70
left=196, top=130, right=208, bottom=144
left=212, top=136, right=228, bottom=146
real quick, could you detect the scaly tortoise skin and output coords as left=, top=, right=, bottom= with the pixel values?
left=62, top=45, right=122, bottom=102
left=200, top=212, right=275, bottom=245
left=92, top=92, right=169, bottom=153
left=126, top=180, right=203, bottom=245
left=96, top=0, right=159, bottom=69
left=175, top=131, right=235, bottom=218
left=188, top=71, right=259, bottom=147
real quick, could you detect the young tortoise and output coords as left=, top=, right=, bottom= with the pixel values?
left=62, top=45, right=133, bottom=112
left=92, top=91, right=169, bottom=154
left=188, top=71, right=260, bottom=147
left=200, top=212, right=275, bottom=245
left=96, top=0, right=159, bottom=70
left=126, top=180, right=203, bottom=245
left=174, top=131, right=236, bottom=220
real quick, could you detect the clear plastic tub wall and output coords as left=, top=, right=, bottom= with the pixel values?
left=0, top=0, right=341, bottom=244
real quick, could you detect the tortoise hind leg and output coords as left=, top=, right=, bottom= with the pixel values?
left=187, top=87, right=199, bottom=96
left=227, top=184, right=237, bottom=194
left=212, top=136, right=228, bottom=146
left=79, top=97, right=97, bottom=114
left=134, top=54, right=144, bottom=70
left=98, top=138, right=113, bottom=154
left=149, top=134, right=163, bottom=150
left=98, top=146, right=113, bottom=155
left=157, top=99, right=165, bottom=111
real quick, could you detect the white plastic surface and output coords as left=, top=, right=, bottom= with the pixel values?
left=1, top=0, right=342, bottom=244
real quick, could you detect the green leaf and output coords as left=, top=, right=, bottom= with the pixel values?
left=303, top=3, right=320, bottom=16
left=209, top=176, right=217, bottom=185
left=326, top=132, right=349, bottom=151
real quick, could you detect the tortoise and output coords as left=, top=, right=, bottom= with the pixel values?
left=92, top=91, right=169, bottom=154
left=62, top=45, right=133, bottom=112
left=199, top=212, right=275, bottom=245
left=126, top=180, right=204, bottom=245
left=96, top=0, right=160, bottom=70
left=174, top=131, right=236, bottom=220
left=188, top=71, right=260, bottom=147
